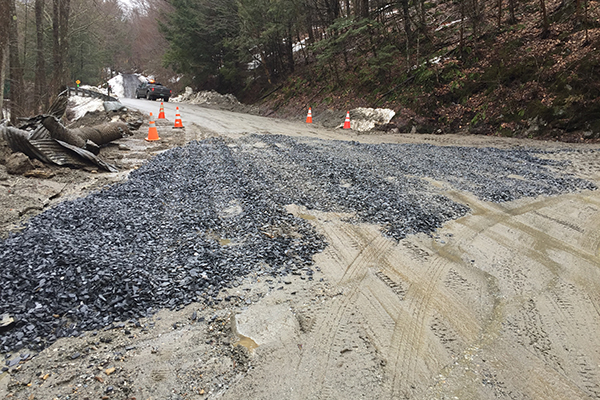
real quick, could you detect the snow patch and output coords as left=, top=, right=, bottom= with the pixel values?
left=69, top=96, right=105, bottom=120
left=343, top=108, right=396, bottom=131
left=172, top=88, right=241, bottom=106
left=435, top=18, right=465, bottom=32
left=293, top=38, right=308, bottom=53
left=108, top=75, right=125, bottom=98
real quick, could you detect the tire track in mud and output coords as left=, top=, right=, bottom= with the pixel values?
left=282, top=206, right=416, bottom=398
left=305, top=220, right=394, bottom=398
left=387, top=252, right=457, bottom=399
left=440, top=190, right=600, bottom=399
left=295, top=205, right=491, bottom=399
left=541, top=281, right=600, bottom=398
left=297, top=209, right=478, bottom=399
left=374, top=271, right=406, bottom=300
left=245, top=181, right=600, bottom=399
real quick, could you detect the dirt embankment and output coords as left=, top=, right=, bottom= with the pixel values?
left=1, top=101, right=600, bottom=400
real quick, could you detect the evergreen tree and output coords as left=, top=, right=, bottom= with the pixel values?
left=160, top=0, right=241, bottom=90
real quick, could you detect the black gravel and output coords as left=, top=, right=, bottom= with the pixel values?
left=0, top=135, right=595, bottom=353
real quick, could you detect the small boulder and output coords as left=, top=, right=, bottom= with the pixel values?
left=5, top=153, right=35, bottom=175
left=24, top=169, right=56, bottom=179
left=0, top=165, right=8, bottom=181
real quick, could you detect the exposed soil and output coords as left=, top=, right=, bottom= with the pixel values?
left=1, top=100, right=600, bottom=400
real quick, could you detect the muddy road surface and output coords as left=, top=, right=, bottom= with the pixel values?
left=119, top=98, right=347, bottom=139
left=1, top=100, right=600, bottom=400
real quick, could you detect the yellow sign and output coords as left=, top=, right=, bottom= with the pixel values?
left=76, top=80, right=80, bottom=85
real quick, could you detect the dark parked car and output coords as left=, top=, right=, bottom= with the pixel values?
left=136, top=80, right=172, bottom=101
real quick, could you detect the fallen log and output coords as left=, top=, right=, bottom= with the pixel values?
left=76, top=121, right=130, bottom=146
left=40, top=115, right=86, bottom=148
left=40, top=116, right=130, bottom=155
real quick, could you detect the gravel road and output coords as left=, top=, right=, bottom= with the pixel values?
left=1, top=101, right=600, bottom=400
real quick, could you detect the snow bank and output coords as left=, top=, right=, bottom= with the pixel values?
left=108, top=75, right=125, bottom=98
left=173, top=88, right=241, bottom=106
left=345, top=108, right=396, bottom=131
left=68, top=96, right=105, bottom=120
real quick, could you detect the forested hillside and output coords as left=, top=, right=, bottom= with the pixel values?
left=0, top=0, right=170, bottom=122
left=2, top=0, right=599, bottom=139
left=161, top=0, right=600, bottom=139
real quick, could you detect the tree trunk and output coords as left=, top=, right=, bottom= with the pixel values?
left=508, top=0, right=516, bottom=23
left=0, top=0, right=9, bottom=119
left=471, top=0, right=481, bottom=37
left=584, top=0, right=589, bottom=43
left=418, top=0, right=426, bottom=31
left=360, top=0, right=369, bottom=18
left=325, top=0, right=340, bottom=23
left=306, top=0, right=315, bottom=44
left=497, top=0, right=502, bottom=29
left=59, top=0, right=70, bottom=84
left=399, top=0, right=413, bottom=44
left=0, top=47, right=7, bottom=120
left=41, top=115, right=130, bottom=151
left=286, top=26, right=294, bottom=73
left=539, top=0, right=549, bottom=37
left=52, top=0, right=60, bottom=94
left=9, top=0, right=25, bottom=123
left=35, top=0, right=48, bottom=113
left=459, top=0, right=465, bottom=57
left=52, top=0, right=71, bottom=95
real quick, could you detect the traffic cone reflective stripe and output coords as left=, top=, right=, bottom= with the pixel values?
left=343, top=111, right=351, bottom=129
left=306, top=107, right=312, bottom=123
left=158, top=102, right=166, bottom=119
left=146, top=113, right=160, bottom=141
left=173, top=107, right=184, bottom=129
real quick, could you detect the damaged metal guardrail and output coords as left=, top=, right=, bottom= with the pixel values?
left=67, top=86, right=117, bottom=102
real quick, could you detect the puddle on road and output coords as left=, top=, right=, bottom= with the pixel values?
left=235, top=334, right=259, bottom=352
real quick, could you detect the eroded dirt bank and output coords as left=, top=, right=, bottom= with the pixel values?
left=1, top=103, right=600, bottom=400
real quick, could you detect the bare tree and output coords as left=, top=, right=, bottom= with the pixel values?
left=539, top=0, right=549, bottom=37
left=358, top=0, right=369, bottom=18
left=398, top=0, right=413, bottom=44
left=52, top=0, right=71, bottom=94
left=508, top=0, right=516, bottom=23
left=497, top=0, right=502, bottom=29
left=9, top=0, right=25, bottom=123
left=0, top=0, right=9, bottom=119
left=35, top=0, right=48, bottom=112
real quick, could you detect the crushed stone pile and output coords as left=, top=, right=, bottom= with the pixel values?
left=0, top=135, right=595, bottom=353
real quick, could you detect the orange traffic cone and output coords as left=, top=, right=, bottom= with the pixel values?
left=343, top=111, right=351, bottom=129
left=306, top=107, right=313, bottom=123
left=173, top=107, right=184, bottom=129
left=158, top=102, right=166, bottom=119
left=146, top=113, right=160, bottom=141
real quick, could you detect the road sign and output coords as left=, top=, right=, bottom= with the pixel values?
left=76, top=80, right=80, bottom=87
